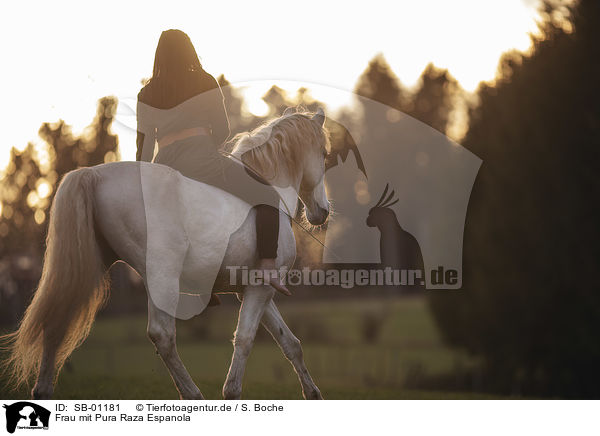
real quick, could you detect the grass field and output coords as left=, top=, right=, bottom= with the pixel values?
left=1, top=296, right=504, bottom=399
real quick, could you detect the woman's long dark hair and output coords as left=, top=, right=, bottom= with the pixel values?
left=141, top=29, right=215, bottom=108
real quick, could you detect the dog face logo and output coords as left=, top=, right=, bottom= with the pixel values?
left=3, top=402, right=50, bottom=434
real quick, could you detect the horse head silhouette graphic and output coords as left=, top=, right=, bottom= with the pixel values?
left=324, top=118, right=367, bottom=179
left=3, top=402, right=50, bottom=434
left=366, top=184, right=424, bottom=288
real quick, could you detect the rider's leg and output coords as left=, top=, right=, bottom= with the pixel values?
left=206, top=161, right=290, bottom=295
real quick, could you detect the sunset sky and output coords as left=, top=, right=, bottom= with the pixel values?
left=0, top=0, right=543, bottom=167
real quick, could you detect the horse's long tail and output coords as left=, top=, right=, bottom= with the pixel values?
left=1, top=167, right=109, bottom=388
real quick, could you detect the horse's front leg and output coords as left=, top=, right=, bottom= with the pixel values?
left=147, top=299, right=204, bottom=399
left=261, top=300, right=323, bottom=399
left=223, top=285, right=274, bottom=399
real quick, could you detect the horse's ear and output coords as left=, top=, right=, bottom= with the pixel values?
left=283, top=107, right=295, bottom=116
left=312, top=107, right=325, bottom=127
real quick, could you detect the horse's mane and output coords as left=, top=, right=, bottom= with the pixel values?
left=230, top=109, right=329, bottom=181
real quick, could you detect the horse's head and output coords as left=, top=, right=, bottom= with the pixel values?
left=366, top=183, right=399, bottom=228
left=231, top=107, right=331, bottom=225
left=297, top=108, right=330, bottom=226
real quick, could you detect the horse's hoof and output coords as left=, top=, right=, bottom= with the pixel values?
left=223, top=384, right=241, bottom=400
left=180, top=392, right=205, bottom=400
left=304, top=388, right=323, bottom=400
left=208, top=294, right=221, bottom=306
left=32, top=387, right=53, bottom=400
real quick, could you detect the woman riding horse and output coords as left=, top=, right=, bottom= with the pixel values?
left=136, top=29, right=289, bottom=297
left=1, top=30, right=330, bottom=401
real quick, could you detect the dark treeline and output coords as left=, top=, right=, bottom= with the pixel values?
left=0, top=0, right=598, bottom=398
left=428, top=0, right=600, bottom=398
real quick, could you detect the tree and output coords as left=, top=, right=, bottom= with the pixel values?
left=217, top=74, right=262, bottom=136
left=408, top=63, right=460, bottom=135
left=38, top=96, right=119, bottom=183
left=0, top=97, right=120, bottom=326
left=262, top=85, right=322, bottom=115
left=354, top=54, right=407, bottom=111
left=428, top=0, right=600, bottom=398
left=0, top=144, right=45, bottom=258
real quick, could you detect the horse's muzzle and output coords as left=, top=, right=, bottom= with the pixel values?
left=307, top=205, right=329, bottom=226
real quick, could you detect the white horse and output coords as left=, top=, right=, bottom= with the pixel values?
left=2, top=109, right=330, bottom=400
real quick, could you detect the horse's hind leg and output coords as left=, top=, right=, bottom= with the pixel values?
left=147, top=299, right=204, bottom=399
left=261, top=300, right=323, bottom=399
left=32, top=335, right=58, bottom=400
left=223, top=285, right=273, bottom=400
